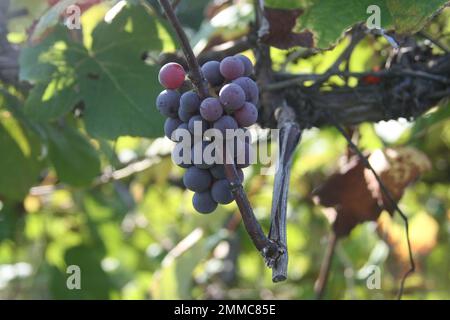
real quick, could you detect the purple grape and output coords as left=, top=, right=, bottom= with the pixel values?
left=156, top=90, right=180, bottom=118
left=235, top=54, right=253, bottom=76
left=180, top=91, right=201, bottom=113
left=213, top=115, right=238, bottom=136
left=219, top=56, right=244, bottom=80
left=234, top=102, right=258, bottom=127
left=164, top=118, right=182, bottom=140
left=211, top=179, right=234, bottom=204
left=200, top=97, right=223, bottom=122
left=232, top=77, right=259, bottom=105
left=219, top=83, right=245, bottom=111
left=188, top=115, right=208, bottom=136
left=192, top=191, right=218, bottom=214
left=201, top=61, right=224, bottom=86
left=183, top=167, right=212, bottom=192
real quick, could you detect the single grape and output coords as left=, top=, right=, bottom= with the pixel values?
left=201, top=61, right=224, bottom=86
left=180, top=91, right=201, bottom=113
left=158, top=62, right=186, bottom=89
left=211, top=179, right=234, bottom=204
left=183, top=167, right=212, bottom=192
left=213, top=115, right=238, bottom=136
left=235, top=54, right=253, bottom=76
left=156, top=90, right=180, bottom=118
left=200, top=97, right=223, bottom=122
left=164, top=118, right=182, bottom=140
left=188, top=115, right=209, bottom=136
left=219, top=83, right=245, bottom=111
left=234, top=102, right=258, bottom=127
left=219, top=56, right=245, bottom=80
left=232, top=77, right=259, bottom=105
left=192, top=191, right=218, bottom=214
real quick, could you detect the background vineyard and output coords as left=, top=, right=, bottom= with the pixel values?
left=0, top=0, right=449, bottom=299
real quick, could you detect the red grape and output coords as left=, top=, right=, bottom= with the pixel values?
left=158, top=62, right=186, bottom=89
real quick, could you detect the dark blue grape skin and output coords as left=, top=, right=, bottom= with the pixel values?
left=213, top=115, right=238, bottom=136
left=200, top=97, right=223, bottom=122
left=156, top=90, right=180, bottom=118
left=201, top=61, right=224, bottom=86
left=220, top=56, right=245, bottom=80
left=211, top=179, right=234, bottom=204
left=178, top=105, right=193, bottom=122
left=192, top=191, right=218, bottom=214
left=183, top=167, right=212, bottom=192
left=235, top=54, right=253, bottom=76
left=188, top=115, right=209, bottom=136
left=219, top=84, right=246, bottom=111
left=164, top=118, right=182, bottom=140
left=232, top=77, right=259, bottom=105
left=234, top=102, right=258, bottom=127
left=180, top=91, right=201, bottom=113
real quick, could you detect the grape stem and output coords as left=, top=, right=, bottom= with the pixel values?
left=158, top=0, right=283, bottom=267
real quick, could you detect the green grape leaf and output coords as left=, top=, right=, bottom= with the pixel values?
left=72, top=4, right=169, bottom=139
left=386, top=0, right=449, bottom=34
left=46, top=125, right=101, bottom=187
left=265, top=0, right=448, bottom=48
left=0, top=113, right=42, bottom=200
left=24, top=77, right=80, bottom=121
left=20, top=4, right=174, bottom=138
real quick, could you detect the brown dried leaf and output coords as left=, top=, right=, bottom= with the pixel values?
left=313, top=147, right=431, bottom=238
left=262, top=7, right=314, bottom=49
left=365, top=147, right=432, bottom=213
left=313, top=156, right=382, bottom=237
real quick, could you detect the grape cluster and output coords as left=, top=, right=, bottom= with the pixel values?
left=156, top=56, right=259, bottom=214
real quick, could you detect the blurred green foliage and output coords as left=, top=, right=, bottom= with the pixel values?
left=0, top=0, right=449, bottom=300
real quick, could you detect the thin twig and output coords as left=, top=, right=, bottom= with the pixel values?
left=314, top=232, right=338, bottom=300
left=265, top=69, right=449, bottom=91
left=329, top=114, right=415, bottom=300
